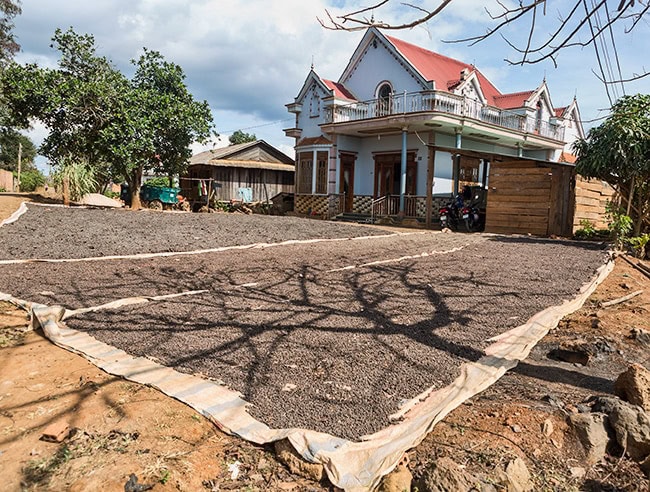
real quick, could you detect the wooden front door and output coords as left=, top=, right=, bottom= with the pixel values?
left=340, top=155, right=355, bottom=212
left=374, top=153, right=417, bottom=197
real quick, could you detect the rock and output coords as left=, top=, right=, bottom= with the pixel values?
left=124, top=474, right=154, bottom=492
left=569, top=466, right=586, bottom=479
left=414, top=457, right=473, bottom=492
left=542, top=419, right=554, bottom=437
left=494, top=457, right=534, bottom=492
left=511, top=424, right=522, bottom=433
left=40, top=420, right=70, bottom=443
left=614, top=364, right=650, bottom=412
left=274, top=439, right=324, bottom=482
left=592, top=396, right=650, bottom=461
left=641, top=454, right=650, bottom=478
left=630, top=327, right=650, bottom=346
left=378, top=464, right=412, bottom=492
left=542, top=394, right=565, bottom=410
left=568, top=413, right=610, bottom=464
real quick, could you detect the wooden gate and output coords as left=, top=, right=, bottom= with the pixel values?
left=485, top=160, right=575, bottom=236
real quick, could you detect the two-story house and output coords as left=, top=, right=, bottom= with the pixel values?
left=285, top=27, right=585, bottom=233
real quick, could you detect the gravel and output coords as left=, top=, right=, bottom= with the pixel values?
left=0, top=207, right=608, bottom=440
left=0, top=205, right=388, bottom=260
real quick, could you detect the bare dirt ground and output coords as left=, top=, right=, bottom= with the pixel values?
left=1, top=195, right=648, bottom=491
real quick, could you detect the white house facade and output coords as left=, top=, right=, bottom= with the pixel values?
left=284, top=28, right=585, bottom=224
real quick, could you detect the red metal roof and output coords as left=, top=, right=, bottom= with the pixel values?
left=493, top=90, right=535, bottom=109
left=559, top=151, right=577, bottom=163
left=385, top=34, right=503, bottom=105
left=323, top=79, right=356, bottom=101
left=554, top=106, right=567, bottom=117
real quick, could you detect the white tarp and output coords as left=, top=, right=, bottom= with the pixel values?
left=0, top=255, right=614, bottom=490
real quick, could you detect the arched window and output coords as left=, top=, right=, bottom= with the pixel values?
left=376, top=82, right=393, bottom=116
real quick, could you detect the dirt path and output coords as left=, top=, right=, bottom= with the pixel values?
left=1, top=197, right=648, bottom=491
left=0, top=194, right=31, bottom=221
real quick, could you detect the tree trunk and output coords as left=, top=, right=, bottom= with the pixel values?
left=129, top=167, right=143, bottom=210
left=626, top=175, right=635, bottom=217
left=634, top=187, right=643, bottom=236
left=62, top=176, right=70, bottom=206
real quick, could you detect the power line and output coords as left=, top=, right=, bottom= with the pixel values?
left=217, top=117, right=294, bottom=136
left=604, top=0, right=626, bottom=97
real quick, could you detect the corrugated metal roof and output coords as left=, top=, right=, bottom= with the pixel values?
left=323, top=79, right=357, bottom=100
left=493, top=90, right=535, bottom=109
left=192, top=159, right=295, bottom=172
left=385, top=34, right=504, bottom=106
left=190, top=140, right=294, bottom=167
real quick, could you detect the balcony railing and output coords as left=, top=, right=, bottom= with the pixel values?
left=325, top=90, right=565, bottom=141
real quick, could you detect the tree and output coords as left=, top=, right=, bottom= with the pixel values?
left=228, top=129, right=256, bottom=145
left=2, top=29, right=213, bottom=208
left=0, top=0, right=21, bottom=67
left=574, top=94, right=650, bottom=235
left=3, top=29, right=126, bottom=169
left=101, top=49, right=212, bottom=209
left=320, top=1, right=649, bottom=85
left=0, top=129, right=36, bottom=171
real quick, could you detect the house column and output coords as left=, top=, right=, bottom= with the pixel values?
left=399, top=127, right=408, bottom=214
left=425, top=132, right=436, bottom=228
left=328, top=135, right=338, bottom=194
left=453, top=128, right=462, bottom=196
left=311, top=149, right=318, bottom=194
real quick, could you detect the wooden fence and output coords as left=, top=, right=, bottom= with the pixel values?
left=485, top=160, right=575, bottom=237
left=573, top=176, right=615, bottom=231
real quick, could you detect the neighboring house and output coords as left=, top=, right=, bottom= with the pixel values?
left=182, top=140, right=294, bottom=203
left=284, top=27, right=589, bottom=234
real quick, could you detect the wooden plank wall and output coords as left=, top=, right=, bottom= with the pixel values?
left=548, top=165, right=576, bottom=237
left=211, top=168, right=294, bottom=202
left=485, top=160, right=553, bottom=236
left=573, top=176, right=615, bottom=231
left=183, top=165, right=294, bottom=202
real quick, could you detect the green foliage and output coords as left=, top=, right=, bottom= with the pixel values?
left=574, top=219, right=596, bottom=239
left=0, top=129, right=37, bottom=171
left=627, top=233, right=650, bottom=259
left=0, top=0, right=21, bottom=67
left=3, top=28, right=213, bottom=209
left=159, top=469, right=171, bottom=485
left=16, top=168, right=45, bottom=192
left=145, top=176, right=172, bottom=188
left=52, top=158, right=97, bottom=201
left=229, top=129, right=256, bottom=145
left=574, top=94, right=650, bottom=234
left=606, top=202, right=633, bottom=249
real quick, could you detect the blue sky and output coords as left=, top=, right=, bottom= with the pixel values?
left=12, top=0, right=650, bottom=171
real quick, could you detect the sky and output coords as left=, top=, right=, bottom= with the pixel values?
left=12, top=0, right=650, bottom=172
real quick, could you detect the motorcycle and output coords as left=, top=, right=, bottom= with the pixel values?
left=438, top=193, right=464, bottom=231
left=439, top=186, right=485, bottom=232
left=460, top=203, right=482, bottom=232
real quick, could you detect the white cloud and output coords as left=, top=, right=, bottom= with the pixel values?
left=11, top=0, right=650, bottom=156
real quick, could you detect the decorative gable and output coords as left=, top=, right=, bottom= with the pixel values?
left=452, top=70, right=487, bottom=105
left=339, top=28, right=430, bottom=101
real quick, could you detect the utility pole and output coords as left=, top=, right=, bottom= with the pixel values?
left=16, top=142, right=22, bottom=192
